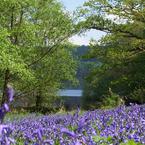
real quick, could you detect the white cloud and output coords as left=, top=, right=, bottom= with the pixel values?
left=105, top=14, right=128, bottom=24
left=69, top=35, right=90, bottom=46
left=69, top=30, right=106, bottom=46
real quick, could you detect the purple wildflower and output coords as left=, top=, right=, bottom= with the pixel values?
left=0, top=125, right=8, bottom=135
left=3, top=103, right=9, bottom=112
left=6, top=84, right=14, bottom=102
left=61, top=128, right=76, bottom=137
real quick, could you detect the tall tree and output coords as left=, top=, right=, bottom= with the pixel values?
left=0, top=0, right=77, bottom=108
left=76, top=0, right=145, bottom=108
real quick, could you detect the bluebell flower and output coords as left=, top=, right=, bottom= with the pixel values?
left=61, top=128, right=76, bottom=137
left=3, top=103, right=9, bottom=112
left=6, top=84, right=14, bottom=102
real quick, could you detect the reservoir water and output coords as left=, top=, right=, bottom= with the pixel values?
left=58, top=89, right=82, bottom=97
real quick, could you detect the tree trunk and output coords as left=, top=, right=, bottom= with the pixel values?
left=1, top=7, right=14, bottom=106
left=1, top=69, right=10, bottom=106
left=36, top=94, right=42, bottom=108
left=35, top=89, right=43, bottom=111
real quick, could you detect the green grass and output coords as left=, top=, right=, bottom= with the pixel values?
left=120, top=140, right=143, bottom=145
left=4, top=111, right=42, bottom=123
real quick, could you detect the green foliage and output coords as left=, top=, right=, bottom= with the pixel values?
left=0, top=0, right=77, bottom=110
left=93, top=136, right=143, bottom=145
left=102, top=88, right=124, bottom=109
left=77, top=0, right=145, bottom=109
left=131, top=87, right=145, bottom=104
left=93, top=135, right=113, bottom=145
left=120, top=140, right=143, bottom=145
left=0, top=28, right=33, bottom=81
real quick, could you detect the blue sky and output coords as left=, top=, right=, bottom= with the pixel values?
left=60, top=0, right=106, bottom=45
left=61, top=0, right=86, bottom=12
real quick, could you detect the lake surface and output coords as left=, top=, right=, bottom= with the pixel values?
left=58, top=89, right=83, bottom=97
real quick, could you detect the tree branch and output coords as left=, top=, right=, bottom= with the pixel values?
left=28, top=32, right=74, bottom=67
left=90, top=25, right=144, bottom=40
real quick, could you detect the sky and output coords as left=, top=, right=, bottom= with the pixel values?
left=60, top=0, right=106, bottom=45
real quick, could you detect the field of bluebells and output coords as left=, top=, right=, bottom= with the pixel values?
left=0, top=86, right=145, bottom=144
left=0, top=104, right=145, bottom=145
